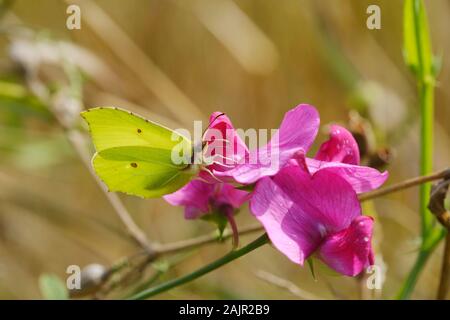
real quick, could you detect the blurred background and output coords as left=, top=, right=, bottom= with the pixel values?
left=0, top=0, right=449, bottom=299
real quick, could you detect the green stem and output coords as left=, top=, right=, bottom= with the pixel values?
left=396, top=231, right=444, bottom=299
left=396, top=250, right=430, bottom=299
left=419, top=82, right=434, bottom=237
left=128, top=234, right=269, bottom=300
left=397, top=0, right=444, bottom=299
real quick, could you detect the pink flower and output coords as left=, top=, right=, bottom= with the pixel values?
left=250, top=166, right=374, bottom=276
left=315, top=124, right=360, bottom=165
left=163, top=180, right=248, bottom=246
left=304, top=125, right=388, bottom=193
left=199, top=112, right=249, bottom=183
left=212, top=104, right=320, bottom=184
left=202, top=108, right=387, bottom=193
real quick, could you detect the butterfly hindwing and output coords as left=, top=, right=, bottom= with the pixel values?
left=81, top=107, right=195, bottom=198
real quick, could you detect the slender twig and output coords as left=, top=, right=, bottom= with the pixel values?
left=358, top=168, right=450, bottom=202
left=255, top=270, right=321, bottom=300
left=98, top=223, right=264, bottom=296
left=128, top=234, right=269, bottom=300
left=428, top=179, right=450, bottom=300
left=153, top=223, right=263, bottom=255
left=437, top=233, right=450, bottom=300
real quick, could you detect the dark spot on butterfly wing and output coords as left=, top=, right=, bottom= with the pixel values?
left=137, top=128, right=142, bottom=133
left=130, top=162, right=138, bottom=168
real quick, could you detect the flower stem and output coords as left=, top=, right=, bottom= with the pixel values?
left=128, top=234, right=269, bottom=300
left=358, top=168, right=449, bottom=202
left=397, top=0, right=445, bottom=299
left=224, top=208, right=240, bottom=249
left=437, top=233, right=450, bottom=299
left=419, top=82, right=434, bottom=238
left=396, top=250, right=430, bottom=299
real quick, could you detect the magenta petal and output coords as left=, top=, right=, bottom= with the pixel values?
left=306, top=158, right=389, bottom=193
left=184, top=206, right=204, bottom=220
left=229, top=104, right=320, bottom=184
left=250, top=167, right=362, bottom=265
left=250, top=177, right=308, bottom=264
left=204, top=112, right=248, bottom=172
left=215, top=183, right=249, bottom=208
left=318, top=216, right=374, bottom=276
left=164, top=180, right=248, bottom=220
left=163, top=180, right=213, bottom=214
left=315, top=125, right=360, bottom=165
left=272, top=167, right=362, bottom=232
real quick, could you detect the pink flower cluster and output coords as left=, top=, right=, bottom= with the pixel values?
left=164, top=104, right=388, bottom=276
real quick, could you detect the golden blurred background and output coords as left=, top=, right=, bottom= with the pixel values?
left=0, top=0, right=449, bottom=299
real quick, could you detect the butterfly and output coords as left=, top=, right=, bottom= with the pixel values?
left=81, top=107, right=201, bottom=198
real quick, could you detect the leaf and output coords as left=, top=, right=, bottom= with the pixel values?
left=202, top=210, right=229, bottom=239
left=236, top=184, right=255, bottom=192
left=81, top=107, right=197, bottom=198
left=307, top=258, right=317, bottom=281
left=403, top=0, right=434, bottom=81
left=39, top=274, right=69, bottom=300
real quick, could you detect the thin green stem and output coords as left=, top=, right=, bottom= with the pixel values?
left=397, top=0, right=445, bottom=300
left=128, top=234, right=269, bottom=300
left=419, top=82, right=434, bottom=237
left=396, top=250, right=430, bottom=299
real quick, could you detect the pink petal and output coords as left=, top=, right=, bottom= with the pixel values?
left=164, top=180, right=248, bottom=220
left=250, top=177, right=307, bottom=264
left=184, top=206, right=204, bottom=220
left=315, top=125, right=360, bottom=165
left=163, top=180, right=214, bottom=216
left=227, top=104, right=320, bottom=184
left=214, top=183, right=249, bottom=209
left=203, top=112, right=248, bottom=172
left=318, top=216, right=374, bottom=276
left=250, top=166, right=362, bottom=265
left=272, top=167, right=362, bottom=232
left=306, top=158, right=389, bottom=193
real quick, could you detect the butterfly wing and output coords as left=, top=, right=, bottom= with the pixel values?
left=81, top=107, right=195, bottom=198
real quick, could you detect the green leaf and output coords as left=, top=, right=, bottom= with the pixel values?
left=202, top=210, right=229, bottom=239
left=306, top=258, right=317, bottom=281
left=0, top=80, right=51, bottom=122
left=81, top=107, right=197, bottom=198
left=236, top=184, right=255, bottom=192
left=39, top=274, right=69, bottom=300
left=403, top=0, right=433, bottom=81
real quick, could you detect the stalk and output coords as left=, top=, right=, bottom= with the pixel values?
left=129, top=234, right=269, bottom=300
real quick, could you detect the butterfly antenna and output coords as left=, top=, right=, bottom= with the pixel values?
left=200, top=167, right=223, bottom=183
left=211, top=161, right=235, bottom=168
left=211, top=138, right=231, bottom=145
left=202, top=112, right=226, bottom=140
left=212, top=154, right=238, bottom=164
left=194, top=176, right=212, bottom=184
